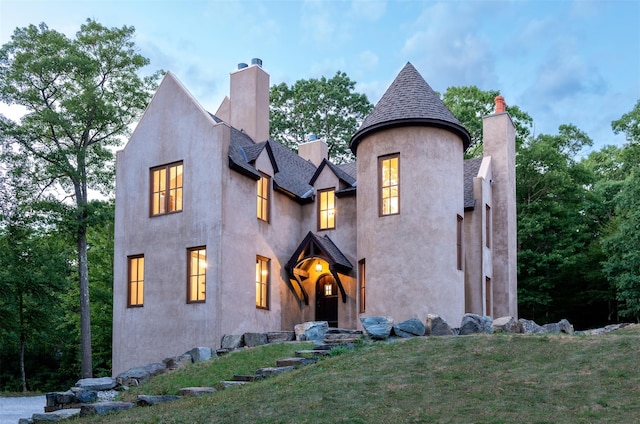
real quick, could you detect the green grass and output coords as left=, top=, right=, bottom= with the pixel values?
left=78, top=326, right=640, bottom=423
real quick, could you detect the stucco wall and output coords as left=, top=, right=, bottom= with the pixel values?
left=113, top=73, right=229, bottom=375
left=355, top=126, right=465, bottom=325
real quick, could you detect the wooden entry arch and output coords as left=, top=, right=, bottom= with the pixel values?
left=285, top=231, right=353, bottom=305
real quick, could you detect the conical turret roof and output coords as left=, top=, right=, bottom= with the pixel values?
left=349, top=63, right=471, bottom=154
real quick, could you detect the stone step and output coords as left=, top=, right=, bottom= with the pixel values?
left=136, top=394, right=182, bottom=406
left=79, top=401, right=133, bottom=417
left=295, top=349, right=331, bottom=358
left=233, top=374, right=263, bottom=382
left=255, top=366, right=294, bottom=377
left=276, top=357, right=317, bottom=367
left=178, top=387, right=217, bottom=396
left=32, top=408, right=81, bottom=423
left=219, top=381, right=248, bottom=389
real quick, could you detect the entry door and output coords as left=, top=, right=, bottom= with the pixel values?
left=316, top=275, right=338, bottom=327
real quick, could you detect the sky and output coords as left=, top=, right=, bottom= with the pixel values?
left=1, top=0, right=639, bottom=154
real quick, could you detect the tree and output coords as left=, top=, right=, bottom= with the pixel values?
left=0, top=19, right=160, bottom=377
left=612, top=99, right=640, bottom=144
left=270, top=71, right=373, bottom=164
left=516, top=124, right=604, bottom=325
left=441, top=86, right=533, bottom=158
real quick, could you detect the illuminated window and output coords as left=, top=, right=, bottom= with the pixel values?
left=257, top=174, right=270, bottom=222
left=151, top=162, right=183, bottom=216
left=359, top=259, right=366, bottom=313
left=128, top=255, right=144, bottom=307
left=324, top=283, right=333, bottom=296
left=318, top=189, right=336, bottom=230
left=187, top=247, right=206, bottom=303
left=379, top=154, right=399, bottom=216
left=256, top=256, right=270, bottom=309
left=457, top=215, right=463, bottom=271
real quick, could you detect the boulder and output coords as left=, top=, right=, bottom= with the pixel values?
left=221, top=334, right=244, bottom=349
left=459, top=314, right=493, bottom=335
left=136, top=395, right=181, bottom=406
left=116, top=366, right=151, bottom=387
left=393, top=318, right=426, bottom=337
left=267, top=331, right=295, bottom=343
left=188, top=347, right=215, bottom=363
left=425, top=314, right=454, bottom=336
left=32, top=409, right=80, bottom=423
left=295, top=321, right=329, bottom=341
left=72, top=388, right=97, bottom=403
left=79, top=401, right=133, bottom=416
left=163, top=354, right=192, bottom=370
left=492, top=316, right=523, bottom=333
left=143, top=362, right=167, bottom=377
left=74, top=376, right=116, bottom=391
left=361, top=316, right=394, bottom=340
left=519, top=318, right=548, bottom=334
left=243, top=332, right=268, bottom=347
left=543, top=319, right=574, bottom=334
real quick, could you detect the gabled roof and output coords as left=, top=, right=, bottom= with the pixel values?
left=463, top=157, right=483, bottom=210
left=309, top=159, right=357, bottom=187
left=350, top=62, right=471, bottom=154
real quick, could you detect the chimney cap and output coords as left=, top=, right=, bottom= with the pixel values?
left=237, top=63, right=248, bottom=70
left=251, top=58, right=263, bottom=67
left=495, top=95, right=506, bottom=114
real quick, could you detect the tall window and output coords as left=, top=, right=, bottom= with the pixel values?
left=379, top=154, right=399, bottom=216
left=257, top=174, right=270, bottom=222
left=457, top=215, right=463, bottom=271
left=187, top=247, right=206, bottom=303
left=256, top=256, right=270, bottom=309
left=318, top=189, right=336, bottom=230
left=485, top=204, right=491, bottom=248
left=151, top=162, right=183, bottom=216
left=128, top=255, right=144, bottom=307
left=485, top=276, right=492, bottom=316
left=359, top=259, right=366, bottom=313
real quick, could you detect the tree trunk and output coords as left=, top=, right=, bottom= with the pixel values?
left=19, top=292, right=27, bottom=393
left=78, top=211, right=92, bottom=378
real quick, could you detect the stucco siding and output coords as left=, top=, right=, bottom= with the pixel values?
left=356, top=126, right=465, bottom=325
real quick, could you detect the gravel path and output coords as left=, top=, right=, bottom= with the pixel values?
left=0, top=395, right=45, bottom=424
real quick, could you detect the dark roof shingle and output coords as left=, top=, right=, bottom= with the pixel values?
left=350, top=63, right=471, bottom=154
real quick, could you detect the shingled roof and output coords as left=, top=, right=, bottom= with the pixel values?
left=349, top=62, right=471, bottom=154
left=463, top=157, right=483, bottom=210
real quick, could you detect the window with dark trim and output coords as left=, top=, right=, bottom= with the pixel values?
left=128, top=255, right=144, bottom=307
left=379, top=154, right=399, bottom=216
left=359, top=259, right=366, bottom=313
left=257, top=174, right=270, bottom=222
left=256, top=256, right=270, bottom=309
left=187, top=247, right=206, bottom=303
left=318, top=189, right=336, bottom=230
left=485, top=204, right=491, bottom=248
left=150, top=161, right=183, bottom=216
left=457, top=215, right=463, bottom=271
left=485, top=276, right=492, bottom=316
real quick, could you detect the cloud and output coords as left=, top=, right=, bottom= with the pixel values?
left=358, top=50, right=379, bottom=70
left=400, top=2, right=496, bottom=91
left=350, top=0, right=386, bottom=21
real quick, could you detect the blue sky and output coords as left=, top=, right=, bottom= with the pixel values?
left=1, top=0, right=639, bottom=153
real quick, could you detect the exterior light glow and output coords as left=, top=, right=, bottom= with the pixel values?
left=316, top=263, right=323, bottom=273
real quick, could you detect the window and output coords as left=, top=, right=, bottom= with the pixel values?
left=457, top=215, right=463, bottom=271
left=485, top=204, right=491, bottom=248
left=379, top=154, right=399, bottom=216
left=359, top=259, right=366, bottom=313
left=485, top=276, right=492, bottom=316
left=187, top=247, right=206, bottom=303
left=318, top=189, right=336, bottom=230
left=256, top=256, right=270, bottom=309
left=128, top=255, right=144, bottom=307
left=257, top=174, right=270, bottom=222
left=151, top=162, right=183, bottom=216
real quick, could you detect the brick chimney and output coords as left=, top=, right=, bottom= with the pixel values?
left=228, top=59, right=269, bottom=142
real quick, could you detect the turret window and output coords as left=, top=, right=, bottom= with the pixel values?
left=379, top=154, right=400, bottom=216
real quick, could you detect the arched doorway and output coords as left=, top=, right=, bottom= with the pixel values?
left=316, top=275, right=338, bottom=327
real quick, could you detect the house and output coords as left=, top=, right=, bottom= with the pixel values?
left=112, top=59, right=517, bottom=375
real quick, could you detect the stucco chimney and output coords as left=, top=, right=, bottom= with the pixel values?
left=229, top=59, right=269, bottom=142
left=482, top=96, right=517, bottom=318
left=494, top=95, right=506, bottom=114
left=298, top=137, right=329, bottom=166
